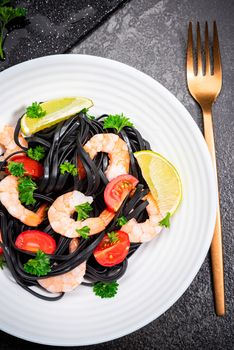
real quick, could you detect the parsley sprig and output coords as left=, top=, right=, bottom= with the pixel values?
left=18, top=176, right=37, bottom=206
left=107, top=231, right=119, bottom=244
left=0, top=255, right=5, bottom=270
left=159, top=212, right=171, bottom=228
left=0, top=0, right=11, bottom=5
left=75, top=202, right=93, bottom=221
left=23, top=250, right=51, bottom=276
left=27, top=145, right=46, bottom=161
left=0, top=2, right=27, bottom=60
left=7, top=159, right=37, bottom=206
left=76, top=226, right=90, bottom=239
left=26, top=102, right=46, bottom=119
left=82, top=108, right=95, bottom=120
left=7, top=161, right=25, bottom=177
left=93, top=281, right=119, bottom=298
left=59, top=161, right=78, bottom=176
left=103, top=113, right=133, bottom=133
left=116, top=215, right=128, bottom=227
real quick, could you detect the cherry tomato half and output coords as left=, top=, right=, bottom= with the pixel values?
left=104, top=174, right=139, bottom=212
left=7, top=155, right=44, bottom=178
left=77, top=157, right=86, bottom=180
left=15, top=230, right=56, bottom=254
left=93, top=230, right=130, bottom=267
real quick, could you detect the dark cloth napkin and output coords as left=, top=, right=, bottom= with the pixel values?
left=0, top=0, right=128, bottom=71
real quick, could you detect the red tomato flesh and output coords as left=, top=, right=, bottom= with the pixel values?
left=104, top=174, right=139, bottom=212
left=77, top=157, right=86, bottom=180
left=15, top=230, right=56, bottom=254
left=7, top=155, right=43, bottom=178
left=93, top=230, right=130, bottom=267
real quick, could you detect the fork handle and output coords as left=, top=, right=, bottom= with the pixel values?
left=203, top=107, right=225, bottom=316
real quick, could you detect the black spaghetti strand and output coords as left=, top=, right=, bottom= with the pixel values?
left=84, top=258, right=128, bottom=283
left=0, top=111, right=153, bottom=300
left=13, top=117, right=28, bottom=150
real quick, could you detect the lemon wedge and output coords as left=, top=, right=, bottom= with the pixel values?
left=134, top=150, right=182, bottom=216
left=21, top=97, right=93, bottom=135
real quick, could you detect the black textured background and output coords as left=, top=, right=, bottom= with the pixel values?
left=0, top=0, right=128, bottom=70
left=1, top=0, right=234, bottom=349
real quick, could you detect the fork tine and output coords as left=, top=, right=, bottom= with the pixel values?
left=186, top=22, right=194, bottom=76
left=196, top=22, right=203, bottom=75
left=205, top=22, right=211, bottom=75
left=213, top=21, right=222, bottom=75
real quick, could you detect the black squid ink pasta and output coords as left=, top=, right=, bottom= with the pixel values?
left=0, top=110, right=152, bottom=301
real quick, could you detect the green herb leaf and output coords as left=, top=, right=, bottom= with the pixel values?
left=0, top=6, right=26, bottom=24
left=7, top=161, right=25, bottom=177
left=107, top=231, right=119, bottom=244
left=27, top=145, right=46, bottom=161
left=159, top=212, right=171, bottom=228
left=81, top=108, right=95, bottom=120
left=76, top=226, right=90, bottom=239
left=23, top=250, right=51, bottom=276
left=0, top=1, right=11, bottom=7
left=0, top=5, right=27, bottom=60
left=116, top=215, right=128, bottom=227
left=26, top=102, right=46, bottom=119
left=87, top=115, right=95, bottom=120
left=0, top=255, right=5, bottom=270
left=18, top=176, right=37, bottom=206
left=75, top=202, right=93, bottom=221
left=59, top=161, right=78, bottom=176
left=93, top=281, right=119, bottom=298
left=103, top=113, right=133, bottom=133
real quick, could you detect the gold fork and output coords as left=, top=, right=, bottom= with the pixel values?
left=186, top=22, right=224, bottom=316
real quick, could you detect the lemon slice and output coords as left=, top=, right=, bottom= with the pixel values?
left=134, top=150, right=182, bottom=216
left=21, top=97, right=93, bottom=135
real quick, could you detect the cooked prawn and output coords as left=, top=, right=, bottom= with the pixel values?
left=0, top=175, right=46, bottom=226
left=0, top=125, right=27, bottom=161
left=121, top=193, right=163, bottom=242
left=83, top=133, right=130, bottom=181
left=48, top=190, right=115, bottom=238
left=38, top=238, right=86, bottom=293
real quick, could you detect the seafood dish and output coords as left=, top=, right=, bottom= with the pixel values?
left=0, top=98, right=181, bottom=300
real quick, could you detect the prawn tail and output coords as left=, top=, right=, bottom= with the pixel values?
left=36, top=203, right=48, bottom=220
left=99, top=209, right=115, bottom=226
left=24, top=204, right=47, bottom=227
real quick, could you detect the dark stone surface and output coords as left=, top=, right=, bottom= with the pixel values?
left=0, top=0, right=234, bottom=349
left=0, top=0, right=128, bottom=71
